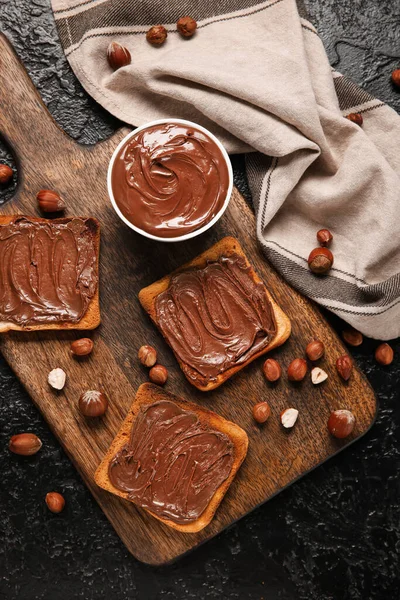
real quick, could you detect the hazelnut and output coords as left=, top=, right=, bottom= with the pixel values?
left=375, top=342, right=394, bottom=366
left=48, top=368, right=66, bottom=390
left=336, top=355, right=353, bottom=381
left=79, top=390, right=108, bottom=417
left=37, top=189, right=66, bottom=213
left=305, top=340, right=325, bottom=361
left=0, top=164, right=13, bottom=185
left=391, top=69, right=400, bottom=88
left=9, top=433, right=42, bottom=456
left=308, top=247, right=333, bottom=275
left=328, top=409, right=355, bottom=439
left=311, top=367, right=328, bottom=385
left=316, top=228, right=333, bottom=247
left=107, top=41, right=131, bottom=70
left=280, top=408, right=299, bottom=429
left=71, top=338, right=93, bottom=357
left=45, top=492, right=65, bottom=513
left=149, top=364, right=168, bottom=385
left=342, top=328, right=363, bottom=347
left=252, top=402, right=271, bottom=424
left=177, top=16, right=197, bottom=37
left=138, top=345, right=157, bottom=367
left=262, top=358, right=281, bottom=382
left=345, top=113, right=363, bottom=126
left=287, top=358, right=307, bottom=382
left=146, top=25, right=167, bottom=46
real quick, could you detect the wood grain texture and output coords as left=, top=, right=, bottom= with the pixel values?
left=0, top=34, right=377, bottom=565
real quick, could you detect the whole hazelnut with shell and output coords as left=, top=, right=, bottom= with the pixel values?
left=308, top=247, right=333, bottom=275
left=79, top=390, right=108, bottom=417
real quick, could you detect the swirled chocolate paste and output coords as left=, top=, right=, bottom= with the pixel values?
left=155, top=253, right=277, bottom=382
left=0, top=217, right=98, bottom=325
left=111, top=123, right=229, bottom=238
left=108, top=400, right=234, bottom=524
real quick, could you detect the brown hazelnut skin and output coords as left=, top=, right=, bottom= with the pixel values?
left=308, top=247, right=333, bottom=275
left=262, top=358, right=281, bottom=382
left=107, top=41, right=131, bottom=70
left=71, top=338, right=94, bottom=357
left=253, top=402, right=271, bottom=424
left=287, top=358, right=307, bottom=382
left=391, top=69, right=400, bottom=88
left=146, top=25, right=168, bottom=46
left=79, top=390, right=109, bottom=417
left=328, top=409, right=355, bottom=439
left=0, top=164, right=13, bottom=185
left=138, top=345, right=157, bottom=367
left=9, top=433, right=42, bottom=456
left=342, top=328, right=363, bottom=347
left=37, top=189, right=66, bottom=213
left=316, top=228, right=333, bottom=247
left=45, top=492, right=65, bottom=513
left=345, top=113, right=363, bottom=126
left=149, top=364, right=168, bottom=385
left=177, top=16, right=197, bottom=37
left=375, top=343, right=394, bottom=366
left=305, top=340, right=325, bottom=361
left=336, top=355, right=353, bottom=381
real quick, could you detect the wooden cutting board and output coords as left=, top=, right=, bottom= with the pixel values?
left=0, top=34, right=377, bottom=565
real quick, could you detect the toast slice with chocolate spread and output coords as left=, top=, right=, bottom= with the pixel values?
left=0, top=215, right=100, bottom=332
left=94, top=383, right=248, bottom=533
left=138, top=236, right=291, bottom=392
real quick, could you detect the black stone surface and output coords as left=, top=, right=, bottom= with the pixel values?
left=0, top=1, right=399, bottom=599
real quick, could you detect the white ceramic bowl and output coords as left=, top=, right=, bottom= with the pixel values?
left=107, top=118, right=233, bottom=243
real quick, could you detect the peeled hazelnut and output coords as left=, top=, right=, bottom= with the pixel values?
left=375, top=342, right=394, bottom=366
left=71, top=338, right=93, bottom=357
left=305, top=340, right=325, bottom=361
left=48, top=368, right=66, bottom=390
left=262, top=358, right=281, bottom=382
left=149, top=364, right=168, bottom=385
left=79, top=390, right=108, bottom=417
left=146, top=25, right=167, bottom=46
left=336, top=355, right=353, bottom=381
left=287, top=358, right=307, bottom=382
left=391, top=69, right=400, bottom=88
left=107, top=41, right=131, bottom=70
left=280, top=408, right=299, bottom=429
left=311, top=367, right=328, bottom=385
left=0, top=164, right=13, bottom=185
left=138, top=345, right=157, bottom=367
left=308, top=247, right=333, bottom=275
left=45, top=492, right=65, bottom=513
left=345, top=113, right=363, bottom=126
left=316, top=228, right=333, bottom=247
left=37, top=189, right=66, bottom=213
left=177, top=16, right=197, bottom=37
left=342, top=328, right=363, bottom=347
left=9, top=433, right=42, bottom=456
left=252, top=402, right=271, bottom=424
left=328, top=409, right=355, bottom=439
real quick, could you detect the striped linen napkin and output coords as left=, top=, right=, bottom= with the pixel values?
left=51, top=0, right=400, bottom=339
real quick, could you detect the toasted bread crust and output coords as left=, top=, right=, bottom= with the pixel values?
left=138, top=237, right=291, bottom=391
left=0, top=215, right=101, bottom=332
left=94, top=383, right=248, bottom=533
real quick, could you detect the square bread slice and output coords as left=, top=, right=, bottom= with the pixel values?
left=0, top=215, right=100, bottom=332
left=94, top=383, right=248, bottom=534
left=138, top=236, right=291, bottom=391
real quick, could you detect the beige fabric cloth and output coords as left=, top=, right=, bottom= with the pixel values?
left=52, top=0, right=400, bottom=339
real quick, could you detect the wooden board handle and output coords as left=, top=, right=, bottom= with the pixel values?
left=0, top=33, right=69, bottom=166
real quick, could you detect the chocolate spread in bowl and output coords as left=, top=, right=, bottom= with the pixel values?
left=108, top=400, right=234, bottom=524
left=154, top=253, right=277, bottom=384
left=0, top=217, right=98, bottom=326
left=111, top=122, right=230, bottom=238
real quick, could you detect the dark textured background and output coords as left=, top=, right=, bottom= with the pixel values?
left=0, top=1, right=399, bottom=598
